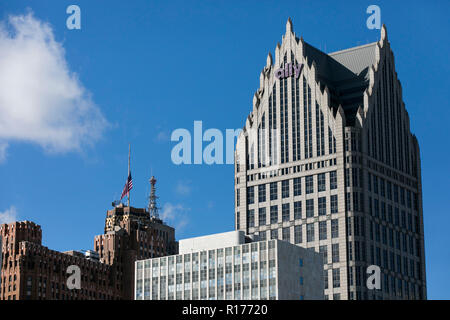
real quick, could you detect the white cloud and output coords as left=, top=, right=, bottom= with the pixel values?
left=0, top=13, right=107, bottom=160
left=175, top=180, right=192, bottom=196
left=0, top=141, right=7, bottom=163
left=160, top=203, right=190, bottom=232
left=0, top=206, right=18, bottom=224
left=154, top=130, right=169, bottom=143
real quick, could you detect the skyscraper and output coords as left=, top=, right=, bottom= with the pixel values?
left=234, top=19, right=426, bottom=300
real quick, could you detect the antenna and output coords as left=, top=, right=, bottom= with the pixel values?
left=148, top=176, right=159, bottom=219
left=128, top=144, right=131, bottom=207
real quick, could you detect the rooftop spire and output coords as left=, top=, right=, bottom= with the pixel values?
left=148, top=176, right=159, bottom=219
left=286, top=17, right=293, bottom=33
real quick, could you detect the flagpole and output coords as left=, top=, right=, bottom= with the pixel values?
left=128, top=143, right=131, bottom=207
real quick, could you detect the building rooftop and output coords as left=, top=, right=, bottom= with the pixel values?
left=301, top=40, right=377, bottom=125
left=179, top=230, right=246, bottom=254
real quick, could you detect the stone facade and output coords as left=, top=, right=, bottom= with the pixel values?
left=234, top=19, right=426, bottom=300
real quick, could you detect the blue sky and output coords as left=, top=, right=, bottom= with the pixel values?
left=0, top=0, right=448, bottom=299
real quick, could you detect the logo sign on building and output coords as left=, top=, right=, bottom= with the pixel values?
left=274, top=63, right=304, bottom=80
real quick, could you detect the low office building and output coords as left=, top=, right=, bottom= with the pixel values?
left=135, top=230, right=324, bottom=300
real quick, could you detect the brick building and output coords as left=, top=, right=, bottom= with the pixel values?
left=0, top=221, right=120, bottom=300
left=94, top=203, right=177, bottom=300
left=0, top=178, right=177, bottom=300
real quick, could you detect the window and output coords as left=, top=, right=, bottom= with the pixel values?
left=259, top=231, right=267, bottom=241
left=394, top=185, right=399, bottom=203
left=330, top=195, right=338, bottom=214
left=323, top=270, right=329, bottom=289
left=270, top=205, right=278, bottom=224
left=282, top=227, right=290, bottom=242
left=282, top=180, right=289, bottom=198
left=319, top=221, right=327, bottom=240
left=258, top=184, right=266, bottom=203
left=330, top=171, right=337, bottom=190
left=294, top=225, right=302, bottom=244
left=248, top=209, right=255, bottom=227
left=318, top=197, right=326, bottom=216
left=270, top=229, right=278, bottom=240
left=282, top=203, right=290, bottom=222
left=387, top=181, right=392, bottom=200
left=236, top=189, right=240, bottom=207
left=306, top=224, right=315, bottom=242
left=306, top=175, right=314, bottom=194
left=306, top=199, right=314, bottom=217
left=258, top=208, right=266, bottom=226
left=331, top=219, right=339, bottom=238
left=270, top=182, right=278, bottom=200
left=294, top=201, right=302, bottom=220
left=374, top=199, right=379, bottom=217
left=319, top=245, right=328, bottom=264
left=332, top=268, right=340, bottom=288
left=332, top=244, right=340, bottom=263
left=318, top=173, right=326, bottom=192
left=373, top=175, right=378, bottom=194
left=247, top=186, right=254, bottom=204
left=293, top=177, right=301, bottom=196
left=236, top=212, right=240, bottom=230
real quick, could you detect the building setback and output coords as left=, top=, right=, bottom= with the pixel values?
left=234, top=19, right=426, bottom=300
left=135, top=231, right=324, bottom=300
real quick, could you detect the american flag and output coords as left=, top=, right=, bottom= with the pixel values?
left=120, top=173, right=133, bottom=200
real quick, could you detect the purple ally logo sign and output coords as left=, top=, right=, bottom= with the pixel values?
left=274, top=62, right=304, bottom=80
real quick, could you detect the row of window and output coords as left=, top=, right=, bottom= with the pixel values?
left=348, top=265, right=423, bottom=299
left=251, top=219, right=340, bottom=244
left=348, top=241, right=422, bottom=280
left=367, top=173, right=418, bottom=210
left=246, top=195, right=338, bottom=227
left=245, top=171, right=337, bottom=205
left=347, top=216, right=421, bottom=258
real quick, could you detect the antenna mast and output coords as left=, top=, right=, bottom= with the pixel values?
left=149, top=176, right=159, bottom=219
left=128, top=144, right=131, bottom=207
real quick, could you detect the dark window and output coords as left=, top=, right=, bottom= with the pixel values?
left=282, top=180, right=289, bottom=198
left=270, top=182, right=278, bottom=200
left=306, top=175, right=314, bottom=194
left=331, top=219, right=339, bottom=238
left=294, top=201, right=302, bottom=219
left=330, top=171, right=337, bottom=190
left=258, top=184, right=266, bottom=203
left=331, top=195, right=338, bottom=214
left=282, top=203, right=290, bottom=222
left=306, top=199, right=314, bottom=217
left=258, top=208, right=266, bottom=226
left=318, top=173, right=326, bottom=192
left=318, top=197, right=326, bottom=216
left=270, top=205, right=278, bottom=224
left=247, top=186, right=254, bottom=204
left=293, top=177, right=302, bottom=196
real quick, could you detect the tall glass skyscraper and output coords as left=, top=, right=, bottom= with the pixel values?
left=234, top=19, right=426, bottom=300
